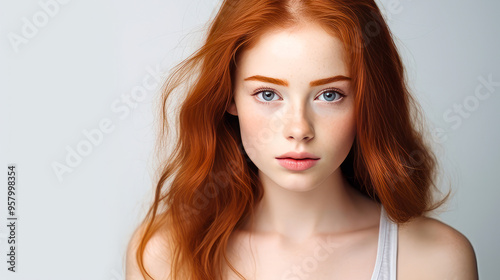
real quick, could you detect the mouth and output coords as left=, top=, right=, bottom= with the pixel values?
left=276, top=158, right=319, bottom=171
left=277, top=157, right=315, bottom=160
left=275, top=151, right=320, bottom=160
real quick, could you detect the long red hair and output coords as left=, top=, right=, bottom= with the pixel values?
left=135, top=0, right=450, bottom=279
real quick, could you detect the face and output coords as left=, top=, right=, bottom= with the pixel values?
left=227, top=22, right=356, bottom=192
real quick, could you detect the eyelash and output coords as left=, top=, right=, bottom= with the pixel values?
left=251, top=87, right=346, bottom=106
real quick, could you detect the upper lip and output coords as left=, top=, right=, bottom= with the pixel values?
left=276, top=151, right=320, bottom=160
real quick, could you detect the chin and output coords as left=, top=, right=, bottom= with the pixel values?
left=275, top=176, right=322, bottom=192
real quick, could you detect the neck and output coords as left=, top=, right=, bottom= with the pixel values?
left=242, top=169, right=371, bottom=244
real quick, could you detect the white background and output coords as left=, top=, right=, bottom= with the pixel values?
left=0, top=0, right=498, bottom=279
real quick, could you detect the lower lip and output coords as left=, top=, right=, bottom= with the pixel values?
left=276, top=158, right=319, bottom=171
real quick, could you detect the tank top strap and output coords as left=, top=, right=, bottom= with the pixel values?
left=370, top=204, right=398, bottom=280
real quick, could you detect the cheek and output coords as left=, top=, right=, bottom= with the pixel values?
left=324, top=111, right=356, bottom=149
left=238, top=109, right=275, bottom=158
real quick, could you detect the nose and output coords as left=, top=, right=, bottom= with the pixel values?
left=283, top=104, right=315, bottom=142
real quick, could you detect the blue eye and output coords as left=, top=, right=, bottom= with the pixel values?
left=317, top=90, right=345, bottom=102
left=252, top=87, right=345, bottom=105
left=254, top=89, right=280, bottom=103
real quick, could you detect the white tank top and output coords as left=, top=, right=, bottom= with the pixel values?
left=370, top=204, right=398, bottom=280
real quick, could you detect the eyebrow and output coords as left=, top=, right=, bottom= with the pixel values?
left=243, top=75, right=351, bottom=87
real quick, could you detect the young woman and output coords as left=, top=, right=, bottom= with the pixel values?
left=126, top=0, right=478, bottom=279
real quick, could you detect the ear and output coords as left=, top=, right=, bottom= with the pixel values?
left=226, top=99, right=238, bottom=116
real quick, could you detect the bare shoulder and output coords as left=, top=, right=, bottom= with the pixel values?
left=125, top=221, right=172, bottom=280
left=398, top=215, right=479, bottom=280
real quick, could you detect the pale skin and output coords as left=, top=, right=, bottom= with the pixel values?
left=125, top=22, right=479, bottom=280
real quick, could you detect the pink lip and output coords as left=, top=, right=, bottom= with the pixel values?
left=276, top=158, right=319, bottom=171
left=276, top=151, right=320, bottom=160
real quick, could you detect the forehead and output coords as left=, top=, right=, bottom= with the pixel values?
left=236, top=22, right=349, bottom=82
